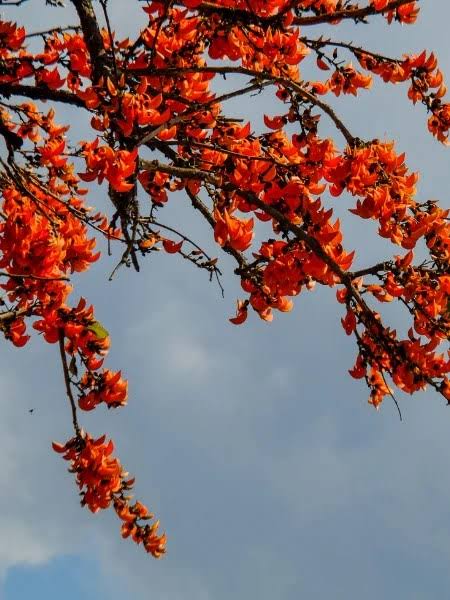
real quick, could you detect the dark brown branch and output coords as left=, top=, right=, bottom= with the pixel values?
left=26, top=25, right=81, bottom=38
left=186, top=187, right=249, bottom=273
left=295, top=0, right=421, bottom=26
left=165, top=0, right=417, bottom=27
left=108, top=185, right=140, bottom=280
left=350, top=262, right=394, bottom=279
left=380, top=370, right=402, bottom=421
left=146, top=218, right=225, bottom=296
left=70, top=0, right=110, bottom=83
left=99, top=0, right=120, bottom=85
left=185, top=187, right=215, bottom=228
left=0, top=271, right=70, bottom=281
left=0, top=84, right=86, bottom=108
left=302, top=37, right=399, bottom=65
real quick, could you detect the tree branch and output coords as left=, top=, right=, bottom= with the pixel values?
left=0, top=306, right=29, bottom=322
left=0, top=271, right=70, bottom=281
left=295, top=0, right=420, bottom=26
left=58, top=329, right=81, bottom=438
left=70, top=0, right=110, bottom=83
left=26, top=25, right=81, bottom=39
left=163, top=0, right=418, bottom=27
left=0, top=84, right=87, bottom=108
left=139, top=66, right=355, bottom=145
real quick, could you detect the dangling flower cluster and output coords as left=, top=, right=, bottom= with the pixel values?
left=0, top=96, right=152, bottom=549
left=52, top=433, right=166, bottom=558
left=312, top=63, right=373, bottom=97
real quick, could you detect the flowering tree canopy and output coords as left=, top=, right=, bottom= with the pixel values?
left=0, top=0, right=448, bottom=556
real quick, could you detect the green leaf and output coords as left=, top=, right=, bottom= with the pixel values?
left=87, top=320, right=109, bottom=340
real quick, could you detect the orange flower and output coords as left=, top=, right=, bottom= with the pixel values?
left=52, top=433, right=166, bottom=557
left=214, top=209, right=254, bottom=252
left=80, top=141, right=137, bottom=192
left=229, top=300, right=248, bottom=325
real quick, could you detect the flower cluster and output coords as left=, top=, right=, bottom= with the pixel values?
left=370, top=0, right=419, bottom=24
left=357, top=50, right=450, bottom=142
left=53, top=433, right=166, bottom=558
left=80, top=140, right=137, bottom=193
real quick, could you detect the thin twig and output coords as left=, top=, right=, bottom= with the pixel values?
left=58, top=329, right=81, bottom=438
left=137, top=65, right=355, bottom=145
left=0, top=271, right=70, bottom=281
left=295, top=0, right=421, bottom=26
left=150, top=218, right=224, bottom=296
left=381, top=369, right=402, bottom=421
left=26, top=25, right=81, bottom=39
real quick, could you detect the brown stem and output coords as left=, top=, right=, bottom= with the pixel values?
left=58, top=329, right=81, bottom=438
left=350, top=262, right=394, bottom=279
left=0, top=272, right=70, bottom=281
left=302, top=37, right=400, bottom=65
left=140, top=158, right=218, bottom=184
left=149, top=218, right=225, bottom=295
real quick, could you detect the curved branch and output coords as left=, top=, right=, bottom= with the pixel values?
left=295, top=0, right=420, bottom=26
left=26, top=25, right=81, bottom=39
left=165, top=0, right=418, bottom=27
left=138, top=65, right=355, bottom=145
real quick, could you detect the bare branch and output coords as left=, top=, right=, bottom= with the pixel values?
left=0, top=271, right=70, bottom=281
left=25, top=25, right=81, bottom=39
left=295, top=0, right=421, bottom=26
left=138, top=65, right=355, bottom=145
left=0, top=84, right=87, bottom=108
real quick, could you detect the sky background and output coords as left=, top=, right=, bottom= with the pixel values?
left=0, top=1, right=450, bottom=599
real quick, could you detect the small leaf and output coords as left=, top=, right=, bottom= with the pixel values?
left=87, top=320, right=109, bottom=340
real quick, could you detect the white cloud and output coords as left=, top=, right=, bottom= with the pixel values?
left=164, top=336, right=212, bottom=377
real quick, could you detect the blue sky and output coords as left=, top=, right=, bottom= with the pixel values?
left=1, top=1, right=450, bottom=599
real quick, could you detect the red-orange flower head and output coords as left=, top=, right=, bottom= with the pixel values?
left=214, top=208, right=254, bottom=252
